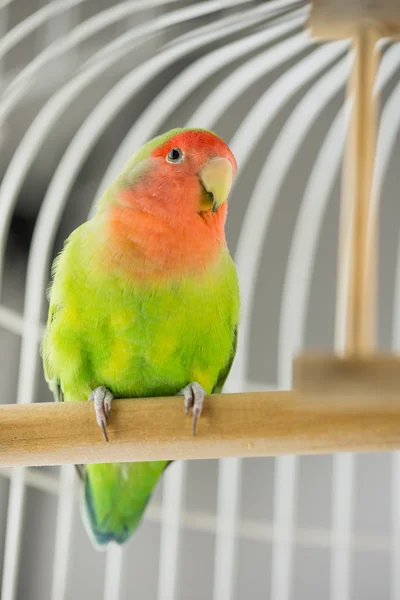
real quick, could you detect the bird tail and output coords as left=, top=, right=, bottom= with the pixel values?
left=82, top=461, right=169, bottom=547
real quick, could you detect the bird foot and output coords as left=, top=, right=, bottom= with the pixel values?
left=177, top=382, right=205, bottom=436
left=89, top=386, right=113, bottom=442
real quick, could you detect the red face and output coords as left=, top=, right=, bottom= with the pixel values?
left=107, top=130, right=237, bottom=279
left=116, top=130, right=237, bottom=221
left=151, top=130, right=237, bottom=176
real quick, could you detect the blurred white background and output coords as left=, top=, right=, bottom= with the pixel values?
left=0, top=1, right=400, bottom=599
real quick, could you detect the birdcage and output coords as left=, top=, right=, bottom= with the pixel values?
left=1, top=1, right=400, bottom=599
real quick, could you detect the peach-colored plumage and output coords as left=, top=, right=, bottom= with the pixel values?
left=105, top=130, right=236, bottom=280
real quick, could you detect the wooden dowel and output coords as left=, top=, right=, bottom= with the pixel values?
left=293, top=353, right=400, bottom=405
left=338, top=28, right=379, bottom=355
left=309, top=1, right=400, bottom=40
left=1, top=392, right=400, bottom=467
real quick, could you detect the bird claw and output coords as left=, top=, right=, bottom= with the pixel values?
left=89, top=386, right=113, bottom=442
left=177, top=382, right=205, bottom=436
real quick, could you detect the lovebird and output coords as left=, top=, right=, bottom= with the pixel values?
left=42, top=128, right=240, bottom=546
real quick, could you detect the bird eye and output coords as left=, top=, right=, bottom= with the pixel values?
left=166, top=147, right=183, bottom=163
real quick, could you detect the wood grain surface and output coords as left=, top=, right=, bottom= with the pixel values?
left=0, top=392, right=400, bottom=467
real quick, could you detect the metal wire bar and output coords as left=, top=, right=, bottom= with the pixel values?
left=231, top=40, right=346, bottom=388
left=379, top=66, right=400, bottom=600
left=0, top=305, right=45, bottom=337
left=0, top=0, right=189, bottom=117
left=0, top=0, right=89, bottom=67
left=254, top=52, right=350, bottom=600
left=1, top=467, right=24, bottom=600
left=50, top=465, right=76, bottom=600
left=0, top=467, right=396, bottom=552
left=0, top=0, right=8, bottom=85
left=92, top=7, right=305, bottom=201
left=0, top=0, right=16, bottom=9
left=224, top=40, right=346, bottom=600
left=157, top=462, right=186, bottom=600
left=329, top=40, right=392, bottom=600
left=82, top=0, right=262, bottom=69
left=103, top=545, right=124, bottom=600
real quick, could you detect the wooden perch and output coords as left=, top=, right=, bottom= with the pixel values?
left=1, top=392, right=400, bottom=467
left=309, top=0, right=400, bottom=40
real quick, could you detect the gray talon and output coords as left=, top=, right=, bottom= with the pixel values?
left=89, top=386, right=114, bottom=442
left=177, top=382, right=205, bottom=435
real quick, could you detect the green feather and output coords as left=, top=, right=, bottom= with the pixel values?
left=42, top=128, right=239, bottom=546
left=82, top=461, right=169, bottom=546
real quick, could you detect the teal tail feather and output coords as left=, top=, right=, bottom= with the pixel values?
left=82, top=461, right=169, bottom=547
